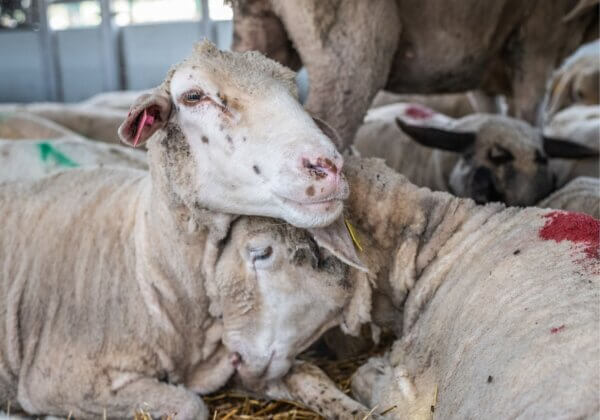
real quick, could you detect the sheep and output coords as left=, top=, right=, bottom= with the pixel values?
left=545, top=105, right=600, bottom=187
left=0, top=137, right=147, bottom=183
left=370, top=90, right=500, bottom=118
left=114, top=40, right=347, bottom=230
left=541, top=39, right=600, bottom=124
left=313, top=156, right=598, bottom=418
left=80, top=89, right=148, bottom=110
left=537, top=176, right=600, bottom=219
left=3, top=40, right=348, bottom=229
left=0, top=165, right=372, bottom=418
left=15, top=104, right=125, bottom=144
left=232, top=0, right=599, bottom=147
left=0, top=112, right=80, bottom=140
left=353, top=103, right=599, bottom=206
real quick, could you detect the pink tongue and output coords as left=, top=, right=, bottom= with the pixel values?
left=133, top=110, right=155, bottom=147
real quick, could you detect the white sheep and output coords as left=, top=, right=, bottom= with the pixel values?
left=538, top=176, right=599, bottom=219
left=0, top=40, right=381, bottom=418
left=353, top=103, right=599, bottom=206
left=545, top=105, right=600, bottom=187
left=0, top=112, right=80, bottom=140
left=541, top=39, right=600, bottom=124
left=113, top=40, right=347, bottom=230
left=0, top=166, right=370, bottom=418
left=322, top=157, right=598, bottom=419
left=0, top=137, right=147, bottom=183
left=370, top=90, right=500, bottom=118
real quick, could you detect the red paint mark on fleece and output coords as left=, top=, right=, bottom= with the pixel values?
left=550, top=325, right=565, bottom=334
left=539, top=211, right=599, bottom=259
left=405, top=105, right=434, bottom=120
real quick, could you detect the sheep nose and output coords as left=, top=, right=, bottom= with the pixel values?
left=230, top=352, right=242, bottom=368
left=301, top=155, right=342, bottom=181
left=472, top=167, right=502, bottom=203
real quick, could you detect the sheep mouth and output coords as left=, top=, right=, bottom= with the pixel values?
left=235, top=351, right=276, bottom=385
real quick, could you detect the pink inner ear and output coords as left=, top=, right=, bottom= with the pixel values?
left=133, top=109, right=156, bottom=147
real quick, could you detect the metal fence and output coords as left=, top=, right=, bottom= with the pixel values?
left=0, top=0, right=232, bottom=102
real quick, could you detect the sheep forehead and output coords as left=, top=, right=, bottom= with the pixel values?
left=475, top=117, right=542, bottom=154
left=236, top=217, right=315, bottom=252
left=166, top=40, right=298, bottom=98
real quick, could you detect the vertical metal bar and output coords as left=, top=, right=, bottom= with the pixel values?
left=200, top=0, right=212, bottom=41
left=99, top=0, right=120, bottom=91
left=37, top=0, right=60, bottom=101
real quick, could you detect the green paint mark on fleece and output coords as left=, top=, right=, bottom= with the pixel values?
left=37, top=142, right=78, bottom=167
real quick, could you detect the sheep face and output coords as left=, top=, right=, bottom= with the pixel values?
left=119, top=41, right=347, bottom=229
left=448, top=118, right=556, bottom=206
left=399, top=115, right=598, bottom=206
left=214, top=217, right=354, bottom=388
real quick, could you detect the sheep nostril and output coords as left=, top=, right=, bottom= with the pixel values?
left=302, top=157, right=339, bottom=180
left=230, top=352, right=242, bottom=368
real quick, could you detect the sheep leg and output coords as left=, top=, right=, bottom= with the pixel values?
left=20, top=373, right=208, bottom=420
left=270, top=0, right=401, bottom=148
left=264, top=361, right=374, bottom=419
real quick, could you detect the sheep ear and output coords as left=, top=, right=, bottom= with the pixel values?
left=396, top=118, right=476, bottom=153
left=543, top=136, right=600, bottom=159
left=118, top=89, right=172, bottom=147
left=312, top=115, right=343, bottom=150
left=308, top=218, right=368, bottom=272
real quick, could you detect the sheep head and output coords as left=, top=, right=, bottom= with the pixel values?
left=210, top=216, right=370, bottom=389
left=119, top=41, right=347, bottom=229
left=397, top=114, right=599, bottom=206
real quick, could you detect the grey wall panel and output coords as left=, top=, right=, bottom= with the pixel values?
left=55, top=28, right=105, bottom=102
left=213, top=20, right=232, bottom=50
left=121, top=22, right=202, bottom=90
left=0, top=31, right=46, bottom=102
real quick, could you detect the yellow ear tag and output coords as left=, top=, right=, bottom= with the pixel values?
left=344, top=219, right=363, bottom=252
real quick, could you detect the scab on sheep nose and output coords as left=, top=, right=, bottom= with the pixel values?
left=302, top=156, right=341, bottom=180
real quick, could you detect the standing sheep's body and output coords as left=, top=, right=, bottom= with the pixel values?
left=538, top=176, right=600, bottom=219
left=232, top=0, right=598, bottom=146
left=335, top=157, right=599, bottom=418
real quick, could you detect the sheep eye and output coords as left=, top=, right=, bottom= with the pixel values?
left=182, top=90, right=205, bottom=105
left=534, top=150, right=548, bottom=165
left=488, top=146, right=514, bottom=165
left=249, top=246, right=273, bottom=262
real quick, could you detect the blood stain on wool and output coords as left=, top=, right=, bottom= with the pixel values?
left=539, top=211, right=599, bottom=260
left=405, top=105, right=434, bottom=120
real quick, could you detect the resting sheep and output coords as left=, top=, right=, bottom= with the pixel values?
left=538, top=176, right=600, bottom=219
left=545, top=105, right=600, bottom=187
left=232, top=0, right=599, bottom=146
left=320, top=157, right=598, bottom=418
left=0, top=167, right=371, bottom=418
left=541, top=39, right=600, bottom=123
left=353, top=103, right=599, bottom=205
left=114, top=40, right=347, bottom=230
left=0, top=40, right=384, bottom=419
left=0, top=137, right=147, bottom=183
left=370, top=90, right=499, bottom=118
left=0, top=113, right=80, bottom=140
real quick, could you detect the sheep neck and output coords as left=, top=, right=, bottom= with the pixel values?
left=131, top=177, right=229, bottom=372
left=344, top=157, right=503, bottom=334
